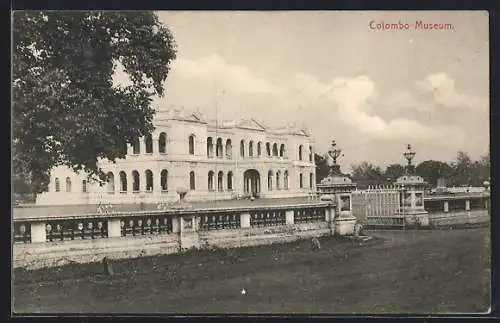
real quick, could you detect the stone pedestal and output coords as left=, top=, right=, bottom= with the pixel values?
left=107, top=218, right=122, bottom=238
left=285, top=210, right=294, bottom=225
left=240, top=213, right=250, bottom=228
left=179, top=215, right=199, bottom=250
left=394, top=174, right=429, bottom=227
left=30, top=222, right=47, bottom=243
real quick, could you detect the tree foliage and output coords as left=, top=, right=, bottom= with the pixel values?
left=314, top=153, right=330, bottom=184
left=12, top=11, right=177, bottom=192
left=350, top=162, right=385, bottom=188
left=415, top=160, right=453, bottom=186
left=384, top=163, right=406, bottom=182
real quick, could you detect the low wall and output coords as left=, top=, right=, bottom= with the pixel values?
left=13, top=202, right=343, bottom=270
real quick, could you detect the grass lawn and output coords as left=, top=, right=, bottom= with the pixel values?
left=12, top=227, right=490, bottom=314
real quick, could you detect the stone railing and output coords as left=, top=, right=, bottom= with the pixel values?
left=13, top=201, right=356, bottom=270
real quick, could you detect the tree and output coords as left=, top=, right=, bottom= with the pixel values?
left=12, top=11, right=177, bottom=193
left=314, top=153, right=330, bottom=183
left=384, top=163, right=405, bottom=182
left=350, top=162, right=384, bottom=188
left=415, top=160, right=453, bottom=187
left=448, top=151, right=474, bottom=186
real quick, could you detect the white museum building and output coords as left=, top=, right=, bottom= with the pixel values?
left=35, top=108, right=317, bottom=205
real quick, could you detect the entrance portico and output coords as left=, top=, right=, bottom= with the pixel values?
left=243, top=169, right=261, bottom=197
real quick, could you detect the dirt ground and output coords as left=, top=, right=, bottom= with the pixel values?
left=12, top=227, right=490, bottom=314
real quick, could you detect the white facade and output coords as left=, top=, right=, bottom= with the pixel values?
left=36, top=109, right=317, bottom=205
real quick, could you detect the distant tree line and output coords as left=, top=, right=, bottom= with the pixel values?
left=315, top=151, right=490, bottom=189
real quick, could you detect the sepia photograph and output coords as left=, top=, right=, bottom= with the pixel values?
left=12, top=10, right=490, bottom=314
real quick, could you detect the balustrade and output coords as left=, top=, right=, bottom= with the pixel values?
left=45, top=218, right=108, bottom=242
left=199, top=212, right=240, bottom=231
left=293, top=207, right=326, bottom=224
left=120, top=214, right=172, bottom=236
left=250, top=209, right=286, bottom=227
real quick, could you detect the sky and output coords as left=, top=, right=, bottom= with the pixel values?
left=117, top=11, right=489, bottom=172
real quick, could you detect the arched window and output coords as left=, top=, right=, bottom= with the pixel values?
left=132, top=138, right=140, bottom=154
left=299, top=145, right=303, bottom=161
left=276, top=171, right=281, bottom=190
left=145, top=134, right=153, bottom=154
left=216, top=138, right=223, bottom=158
left=161, top=170, right=168, bottom=191
left=225, top=139, right=232, bottom=159
left=249, top=140, right=254, bottom=157
left=132, top=170, right=140, bottom=192
left=280, top=144, right=285, bottom=157
left=268, top=170, right=273, bottom=191
left=55, top=178, right=60, bottom=192
left=106, top=172, right=115, bottom=193
left=65, top=177, right=72, bottom=192
left=299, top=173, right=303, bottom=188
left=207, top=137, right=214, bottom=158
left=240, top=140, right=245, bottom=158
left=159, top=132, right=167, bottom=153
left=309, top=146, right=313, bottom=162
left=266, top=142, right=271, bottom=156
left=218, top=171, right=224, bottom=191
left=208, top=171, right=215, bottom=191
left=119, top=171, right=127, bottom=192
left=190, top=171, right=196, bottom=190
left=257, top=142, right=262, bottom=156
left=145, top=169, right=153, bottom=191
left=309, top=172, right=314, bottom=188
left=120, top=142, right=127, bottom=155
left=82, top=180, right=88, bottom=193
left=284, top=170, right=289, bottom=190
left=189, top=135, right=195, bottom=155
left=227, top=171, right=233, bottom=190
left=272, top=143, right=278, bottom=156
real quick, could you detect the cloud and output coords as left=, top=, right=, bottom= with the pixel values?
left=416, top=72, right=488, bottom=110
left=174, top=54, right=280, bottom=94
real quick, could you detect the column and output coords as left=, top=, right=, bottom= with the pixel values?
left=172, top=216, right=181, bottom=233
left=240, top=213, right=250, bottom=228
left=465, top=199, right=470, bottom=211
left=140, top=138, right=146, bottom=155
left=153, top=138, right=159, bottom=156
left=285, top=210, right=294, bottom=225
left=128, top=171, right=134, bottom=193
left=444, top=201, right=449, bottom=213
left=30, top=221, right=47, bottom=243
left=107, top=218, right=122, bottom=237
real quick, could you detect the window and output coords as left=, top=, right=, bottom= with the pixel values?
left=145, top=134, right=153, bottom=154
left=133, top=138, right=140, bottom=154
left=249, top=140, right=254, bottom=157
left=82, top=180, right=88, bottom=193
left=266, top=142, right=271, bottom=156
left=106, top=172, right=115, bottom=193
left=225, top=139, right=232, bottom=159
left=216, top=138, right=223, bottom=158
left=65, top=177, right=72, bottom=192
left=299, top=145, right=303, bottom=161
left=207, top=137, right=214, bottom=158
left=208, top=171, right=215, bottom=191
left=190, top=171, right=196, bottom=190
left=132, top=170, right=140, bottom=192
left=268, top=170, right=273, bottom=191
left=227, top=171, right=233, bottom=190
left=309, top=173, right=313, bottom=188
left=276, top=171, right=281, bottom=190
left=120, top=142, right=128, bottom=155
left=55, top=178, right=60, bottom=192
left=257, top=142, right=262, bottom=156
left=145, top=169, right=153, bottom=191
left=119, top=171, right=127, bottom=192
left=189, top=135, right=195, bottom=155
left=272, top=143, right=278, bottom=157
left=218, top=171, right=224, bottom=191
left=159, top=132, right=167, bottom=153
left=240, top=140, right=245, bottom=157
left=280, top=144, right=285, bottom=157
left=284, top=170, right=289, bottom=190
left=299, top=173, right=303, bottom=188
left=161, top=170, right=168, bottom=191
left=309, top=146, right=313, bottom=162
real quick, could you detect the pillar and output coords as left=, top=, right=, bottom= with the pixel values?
left=30, top=221, right=47, bottom=243
left=285, top=210, right=294, bottom=225
left=140, top=138, right=146, bottom=155
left=240, top=212, right=250, bottom=228
left=444, top=201, right=449, bottom=213
left=172, top=216, right=181, bottom=233
left=107, top=218, right=122, bottom=238
left=465, top=199, right=470, bottom=211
